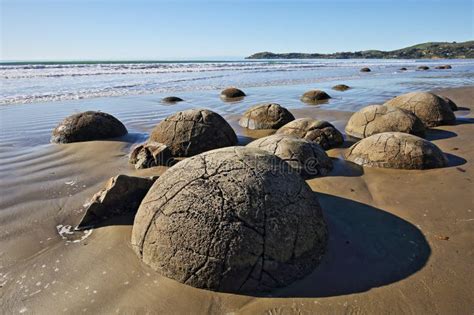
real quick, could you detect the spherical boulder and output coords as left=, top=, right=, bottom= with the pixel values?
left=276, top=118, right=344, bottom=150
left=149, top=109, right=237, bottom=157
left=247, top=134, right=333, bottom=178
left=345, top=104, right=426, bottom=139
left=51, top=111, right=127, bottom=144
left=162, top=96, right=184, bottom=103
left=345, top=132, right=448, bottom=169
left=360, top=67, right=371, bottom=72
left=440, top=96, right=458, bottom=111
left=332, top=84, right=351, bottom=91
left=301, top=90, right=331, bottom=104
left=239, top=103, right=295, bottom=130
left=131, top=146, right=328, bottom=293
left=220, top=87, right=246, bottom=100
left=383, top=92, right=455, bottom=127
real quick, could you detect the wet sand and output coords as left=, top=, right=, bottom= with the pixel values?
left=1, top=87, right=473, bottom=314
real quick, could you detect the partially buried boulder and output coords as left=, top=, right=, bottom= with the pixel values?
left=345, top=104, right=426, bottom=139
left=239, top=103, right=295, bottom=130
left=220, top=87, right=246, bottom=100
left=360, top=67, right=371, bottom=72
left=301, top=90, right=331, bottom=104
left=276, top=118, right=344, bottom=150
left=77, top=175, right=158, bottom=229
left=383, top=92, right=455, bottom=127
left=399, top=67, right=408, bottom=71
left=345, top=132, right=448, bottom=169
left=131, top=146, right=328, bottom=293
left=332, top=84, right=351, bottom=91
left=51, top=111, right=127, bottom=143
left=149, top=109, right=238, bottom=157
left=435, top=65, right=452, bottom=69
left=129, top=141, right=174, bottom=169
left=417, top=66, right=430, bottom=70
left=162, top=96, right=184, bottom=103
left=247, top=134, right=333, bottom=178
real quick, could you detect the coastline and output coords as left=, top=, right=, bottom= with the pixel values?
left=0, top=85, right=473, bottom=314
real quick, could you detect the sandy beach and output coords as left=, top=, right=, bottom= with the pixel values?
left=0, top=84, right=472, bottom=314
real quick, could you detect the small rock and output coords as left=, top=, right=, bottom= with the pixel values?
left=435, top=65, right=452, bottom=69
left=220, top=87, right=246, bottom=100
left=332, top=84, right=350, bottom=91
left=77, top=175, right=158, bottom=229
left=129, top=142, right=174, bottom=169
left=360, top=67, right=371, bottom=72
left=417, top=66, right=430, bottom=70
left=399, top=67, right=408, bottom=71
left=301, top=90, right=331, bottom=104
left=162, top=96, right=183, bottom=103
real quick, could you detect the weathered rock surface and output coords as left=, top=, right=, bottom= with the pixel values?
left=129, top=142, right=175, bottom=169
left=239, top=103, right=295, bottom=130
left=332, top=84, right=350, bottom=91
left=51, top=111, right=127, bottom=144
left=131, top=146, right=328, bottom=293
left=345, top=104, right=426, bottom=139
left=162, top=96, right=184, bottom=103
left=384, top=92, right=456, bottom=127
left=150, top=109, right=238, bottom=157
left=301, top=90, right=331, bottom=104
left=276, top=118, right=344, bottom=150
left=77, top=175, right=157, bottom=229
left=247, top=135, right=333, bottom=178
left=360, top=67, right=371, bottom=72
left=345, top=132, right=448, bottom=169
left=220, top=87, right=246, bottom=100
left=440, top=96, right=459, bottom=111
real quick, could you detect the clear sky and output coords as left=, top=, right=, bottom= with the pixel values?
left=1, top=0, right=473, bottom=61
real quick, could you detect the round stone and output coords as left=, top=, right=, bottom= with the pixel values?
left=149, top=109, right=237, bottom=157
left=247, top=134, right=333, bottom=178
left=220, top=87, right=246, bottom=100
left=360, top=67, right=371, bottom=72
left=276, top=118, right=344, bottom=150
left=301, top=90, right=331, bottom=104
left=162, top=96, right=184, bottom=103
left=51, top=111, right=127, bottom=144
left=345, top=132, right=448, bottom=169
left=399, top=67, right=408, bottom=71
left=239, top=103, right=295, bottom=130
left=131, top=146, right=328, bottom=293
left=417, top=66, right=430, bottom=70
left=345, top=104, right=426, bottom=139
left=332, top=84, right=351, bottom=91
left=383, top=92, right=455, bottom=127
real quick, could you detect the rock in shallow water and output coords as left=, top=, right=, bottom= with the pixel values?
left=383, top=92, right=455, bottom=127
left=51, top=111, right=127, bottom=143
left=276, top=118, right=344, bottom=150
left=360, top=67, right=371, bottom=72
left=77, top=175, right=158, bottom=229
left=345, top=132, right=448, bottom=170
left=150, top=109, right=237, bottom=157
left=332, top=84, right=351, bottom=91
left=345, top=104, right=426, bottom=139
left=131, top=146, right=328, bottom=293
left=247, top=134, right=333, bottom=178
left=239, top=103, right=295, bottom=130
left=162, top=96, right=184, bottom=103
left=220, top=87, right=246, bottom=100
left=300, top=89, right=331, bottom=104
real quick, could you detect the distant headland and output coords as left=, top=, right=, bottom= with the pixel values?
left=246, top=41, right=474, bottom=59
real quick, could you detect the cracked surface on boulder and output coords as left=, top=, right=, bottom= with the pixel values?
left=384, top=92, right=455, bottom=127
left=51, top=111, right=127, bottom=143
left=238, top=103, right=295, bottom=130
left=276, top=118, right=344, bottom=150
left=131, top=146, right=328, bottom=293
left=150, top=109, right=238, bottom=157
left=247, top=134, right=333, bottom=178
left=345, top=132, right=448, bottom=169
left=345, top=104, right=426, bottom=139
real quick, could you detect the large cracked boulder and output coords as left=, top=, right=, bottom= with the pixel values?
left=345, top=104, right=426, bottom=139
left=301, top=90, right=331, bottom=104
left=77, top=175, right=157, bottom=229
left=276, top=118, right=344, bottom=150
left=345, top=132, right=448, bottom=169
left=129, top=142, right=175, bottom=169
left=247, top=135, right=333, bottom=178
left=384, top=92, right=455, bottom=127
left=131, top=147, right=328, bottom=293
left=239, top=103, right=295, bottom=130
left=220, top=87, right=246, bottom=100
left=51, top=111, right=127, bottom=143
left=149, top=109, right=238, bottom=157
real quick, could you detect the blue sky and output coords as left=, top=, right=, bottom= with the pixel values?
left=1, top=0, right=473, bottom=60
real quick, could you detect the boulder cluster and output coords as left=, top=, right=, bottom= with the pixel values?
left=52, top=86, right=457, bottom=294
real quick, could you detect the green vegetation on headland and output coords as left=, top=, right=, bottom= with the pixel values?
left=246, top=41, right=474, bottom=59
